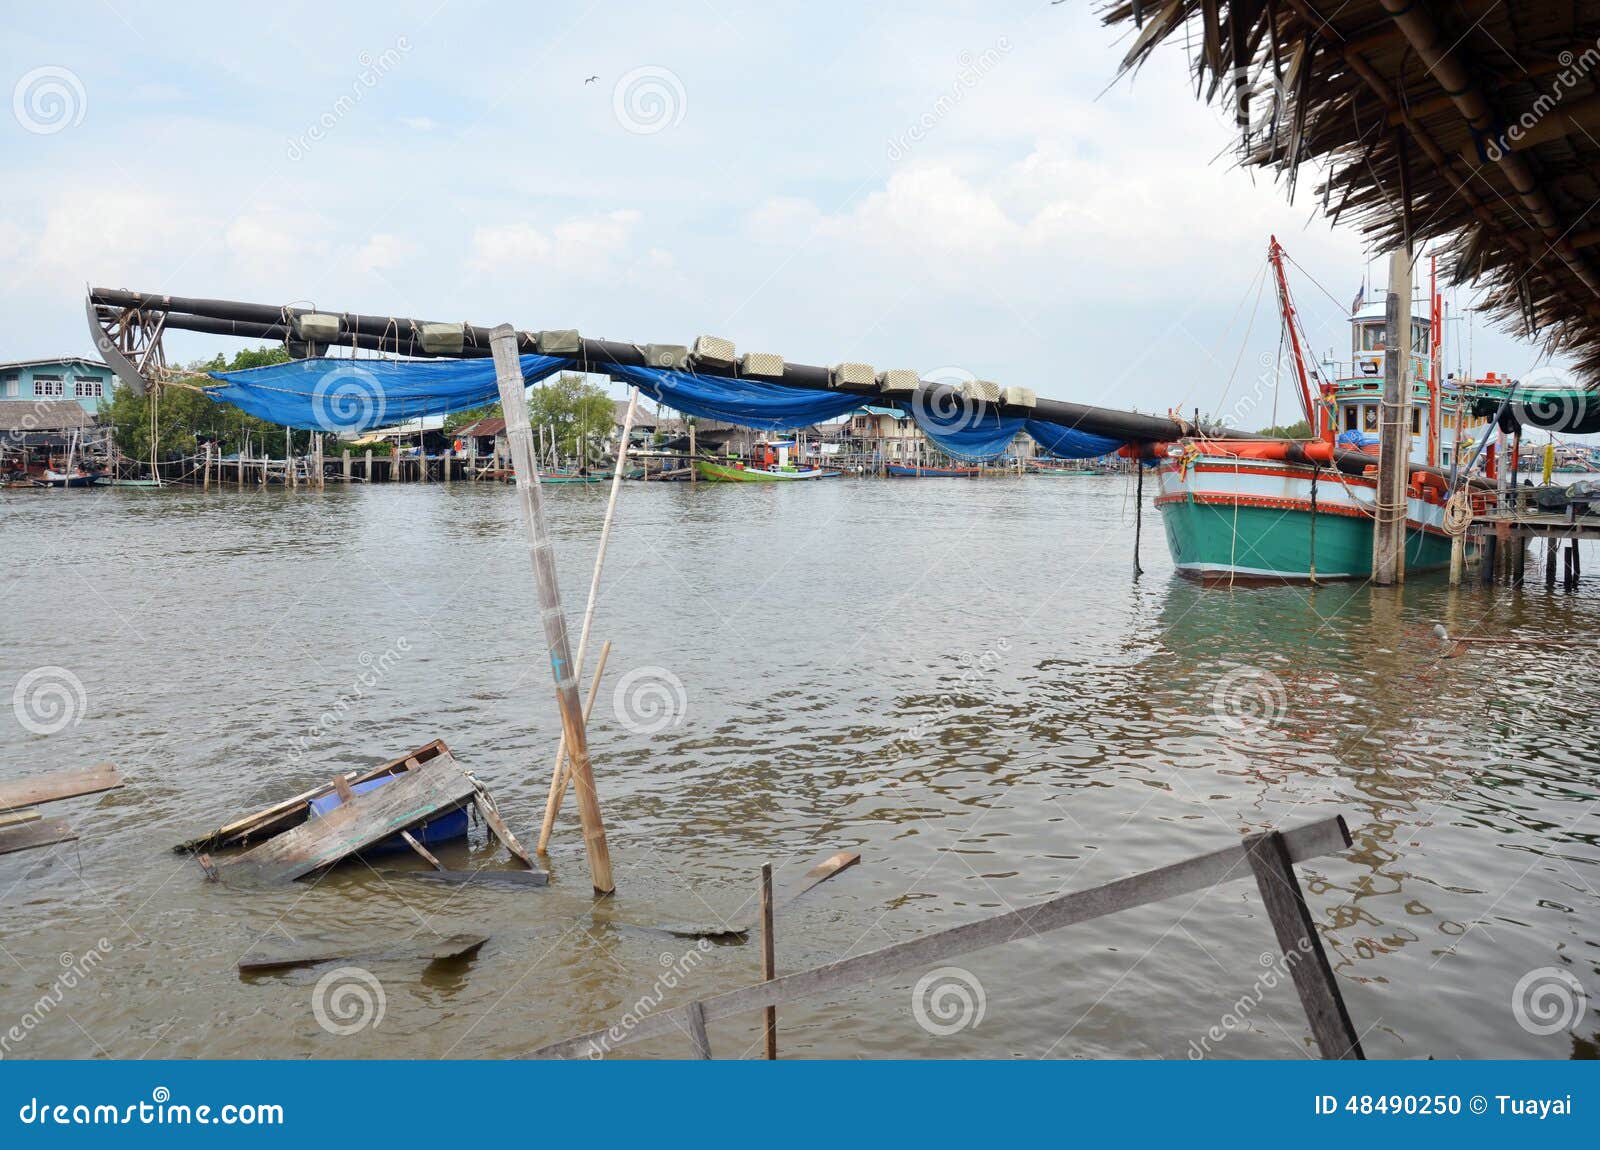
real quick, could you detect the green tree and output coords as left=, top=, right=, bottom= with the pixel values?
left=444, top=404, right=499, bottom=434
left=1258, top=419, right=1313, bottom=439
left=104, top=345, right=295, bottom=461
left=528, top=373, right=616, bottom=460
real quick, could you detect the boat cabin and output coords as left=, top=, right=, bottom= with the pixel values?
left=1321, top=299, right=1494, bottom=471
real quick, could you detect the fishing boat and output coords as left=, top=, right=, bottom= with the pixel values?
left=886, top=463, right=983, bottom=478
left=539, top=471, right=604, bottom=485
left=35, top=467, right=107, bottom=489
left=696, top=438, right=837, bottom=482
left=1154, top=239, right=1489, bottom=585
left=695, top=458, right=831, bottom=482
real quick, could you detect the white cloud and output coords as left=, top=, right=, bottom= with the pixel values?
left=469, top=210, right=643, bottom=276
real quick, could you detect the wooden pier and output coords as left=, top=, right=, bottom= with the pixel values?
left=1471, top=503, right=1596, bottom=590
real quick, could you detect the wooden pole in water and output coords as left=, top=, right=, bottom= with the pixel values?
left=538, top=390, right=639, bottom=851
left=760, top=862, right=777, bottom=1060
left=489, top=324, right=614, bottom=894
left=1372, top=249, right=1412, bottom=585
left=364, top=448, right=373, bottom=482
left=689, top=418, right=697, bottom=483
left=343, top=448, right=352, bottom=483
left=540, top=639, right=612, bottom=851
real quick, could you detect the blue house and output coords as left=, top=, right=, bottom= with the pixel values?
left=0, top=357, right=118, bottom=416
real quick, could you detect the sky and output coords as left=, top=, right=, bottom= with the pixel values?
left=0, top=0, right=1566, bottom=430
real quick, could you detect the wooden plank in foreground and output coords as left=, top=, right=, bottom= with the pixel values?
left=0, top=817, right=78, bottom=857
left=211, top=754, right=478, bottom=888
left=530, top=815, right=1353, bottom=1059
left=238, top=932, right=488, bottom=973
left=0, top=763, right=121, bottom=812
left=1245, top=830, right=1365, bottom=1059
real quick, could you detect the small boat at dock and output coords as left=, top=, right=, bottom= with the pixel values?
left=886, top=463, right=982, bottom=478
left=695, top=459, right=832, bottom=482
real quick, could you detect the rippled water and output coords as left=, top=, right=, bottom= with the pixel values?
left=2, top=478, right=1596, bottom=1060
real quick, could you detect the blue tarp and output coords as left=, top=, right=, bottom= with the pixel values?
left=205, top=354, right=572, bottom=432
left=1024, top=419, right=1122, bottom=460
left=903, top=401, right=1027, bottom=460
left=607, top=364, right=868, bottom=431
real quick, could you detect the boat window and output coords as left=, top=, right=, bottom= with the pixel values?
left=1344, top=405, right=1358, bottom=432
left=1412, top=322, right=1430, bottom=353
left=1362, top=405, right=1378, bottom=432
left=1359, top=323, right=1386, bottom=351
left=1411, top=407, right=1421, bottom=434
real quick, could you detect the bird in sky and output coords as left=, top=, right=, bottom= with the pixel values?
left=584, top=74, right=599, bottom=84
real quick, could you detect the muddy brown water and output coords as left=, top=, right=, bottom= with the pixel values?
left=1, top=477, right=1596, bottom=1059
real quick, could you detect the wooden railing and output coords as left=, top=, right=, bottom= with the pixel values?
left=531, top=814, right=1363, bottom=1060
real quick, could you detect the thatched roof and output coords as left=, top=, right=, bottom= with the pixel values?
left=1102, top=1, right=1600, bottom=383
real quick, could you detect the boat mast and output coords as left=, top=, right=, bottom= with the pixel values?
left=1429, top=253, right=1441, bottom=468
left=1267, top=236, right=1321, bottom=439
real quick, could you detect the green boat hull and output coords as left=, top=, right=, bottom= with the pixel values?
left=694, top=459, right=826, bottom=482
left=1159, top=497, right=1456, bottom=582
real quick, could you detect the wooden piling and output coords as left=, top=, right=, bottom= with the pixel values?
left=365, top=449, right=373, bottom=482
left=1371, top=249, right=1412, bottom=585
left=343, top=449, right=352, bottom=482
left=1547, top=538, right=1558, bottom=589
left=489, top=324, right=614, bottom=895
left=539, top=640, right=612, bottom=853
left=760, top=862, right=777, bottom=1060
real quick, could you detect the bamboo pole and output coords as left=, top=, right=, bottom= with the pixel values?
left=538, top=390, right=639, bottom=851
left=540, top=640, right=613, bottom=850
left=489, top=325, right=614, bottom=894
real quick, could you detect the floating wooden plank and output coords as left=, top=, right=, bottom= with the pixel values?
left=211, top=754, right=478, bottom=888
left=472, top=783, right=534, bottom=868
left=238, top=932, right=488, bottom=973
left=0, top=816, right=78, bottom=857
left=655, top=849, right=863, bottom=940
left=380, top=868, right=549, bottom=888
left=0, top=809, right=42, bottom=830
left=531, top=815, right=1353, bottom=1059
left=175, top=739, right=451, bottom=853
left=786, top=850, right=860, bottom=902
left=0, top=763, right=121, bottom=812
